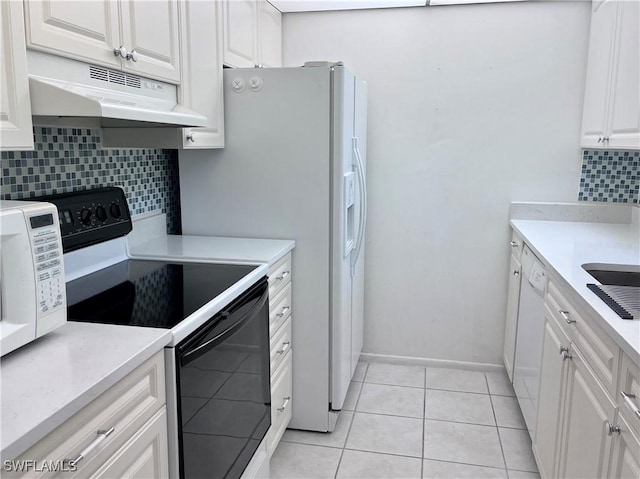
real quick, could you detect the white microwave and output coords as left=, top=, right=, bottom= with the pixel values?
left=0, top=200, right=67, bottom=356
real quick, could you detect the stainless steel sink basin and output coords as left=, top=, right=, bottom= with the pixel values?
left=582, top=263, right=640, bottom=287
left=582, top=263, right=640, bottom=320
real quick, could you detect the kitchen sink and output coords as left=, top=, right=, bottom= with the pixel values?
left=582, top=263, right=640, bottom=320
left=582, top=263, right=640, bottom=287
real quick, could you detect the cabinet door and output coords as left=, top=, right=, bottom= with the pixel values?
left=24, top=0, right=120, bottom=68
left=607, top=0, right=640, bottom=149
left=534, top=316, right=570, bottom=479
left=222, top=0, right=257, bottom=68
left=503, top=254, right=522, bottom=382
left=119, top=0, right=181, bottom=83
left=179, top=0, right=224, bottom=149
left=257, top=0, right=281, bottom=68
left=92, top=408, right=169, bottom=478
left=580, top=0, right=618, bottom=148
left=608, top=414, right=640, bottom=479
left=1, top=0, right=33, bottom=151
left=559, top=347, right=616, bottom=479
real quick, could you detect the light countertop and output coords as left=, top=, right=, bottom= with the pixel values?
left=128, top=235, right=295, bottom=266
left=510, top=219, right=640, bottom=363
left=0, top=323, right=171, bottom=462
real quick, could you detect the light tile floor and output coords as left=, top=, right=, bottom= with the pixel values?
left=271, top=362, right=540, bottom=479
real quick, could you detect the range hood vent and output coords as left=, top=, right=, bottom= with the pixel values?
left=27, top=51, right=207, bottom=129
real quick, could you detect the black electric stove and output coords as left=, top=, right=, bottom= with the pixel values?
left=36, top=187, right=272, bottom=479
left=66, top=259, right=259, bottom=328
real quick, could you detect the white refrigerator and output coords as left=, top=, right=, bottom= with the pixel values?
left=179, top=63, right=367, bottom=432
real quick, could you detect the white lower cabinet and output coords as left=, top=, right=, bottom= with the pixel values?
left=609, top=414, right=640, bottom=479
left=92, top=408, right=169, bottom=478
left=532, top=278, right=640, bottom=479
left=6, top=352, right=168, bottom=478
left=558, top=346, right=616, bottom=479
left=266, top=252, right=293, bottom=456
left=533, top=313, right=570, bottom=479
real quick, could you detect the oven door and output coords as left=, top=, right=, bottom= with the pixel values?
left=176, top=277, right=270, bottom=479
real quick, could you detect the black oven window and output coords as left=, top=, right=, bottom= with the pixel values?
left=177, top=279, right=270, bottom=479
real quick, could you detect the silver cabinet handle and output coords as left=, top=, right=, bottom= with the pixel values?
left=597, top=136, right=602, bottom=143
left=113, top=45, right=128, bottom=58
left=513, top=270, right=520, bottom=277
left=276, top=306, right=290, bottom=318
left=510, top=241, right=519, bottom=247
left=559, top=310, right=576, bottom=324
left=621, top=391, right=640, bottom=419
left=186, top=132, right=196, bottom=143
left=64, top=427, right=115, bottom=468
left=276, top=271, right=290, bottom=281
left=277, top=396, right=291, bottom=412
left=559, top=346, right=572, bottom=361
left=276, top=341, right=290, bottom=355
left=126, top=49, right=139, bottom=62
left=606, top=421, right=621, bottom=436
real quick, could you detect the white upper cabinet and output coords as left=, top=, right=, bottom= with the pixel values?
left=24, top=0, right=180, bottom=83
left=258, top=0, right=282, bottom=68
left=222, top=0, right=257, bottom=68
left=1, top=0, right=34, bottom=150
left=581, top=0, right=640, bottom=149
left=179, top=0, right=224, bottom=149
left=119, top=0, right=181, bottom=82
left=222, top=0, right=281, bottom=68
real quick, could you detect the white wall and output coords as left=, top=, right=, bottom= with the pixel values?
left=282, top=1, right=591, bottom=365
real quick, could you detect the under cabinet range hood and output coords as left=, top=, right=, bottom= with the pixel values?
left=27, top=51, right=207, bottom=128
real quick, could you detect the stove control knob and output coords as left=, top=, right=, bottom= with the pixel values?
left=80, top=208, right=92, bottom=225
left=110, top=204, right=122, bottom=219
left=96, top=206, right=107, bottom=222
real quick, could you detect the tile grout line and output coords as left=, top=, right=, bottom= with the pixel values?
left=486, top=372, right=509, bottom=475
left=334, top=362, right=369, bottom=479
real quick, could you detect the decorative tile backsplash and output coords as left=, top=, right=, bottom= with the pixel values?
left=578, top=149, right=639, bottom=204
left=1, top=127, right=181, bottom=233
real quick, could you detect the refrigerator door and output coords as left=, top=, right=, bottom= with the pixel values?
left=351, top=78, right=367, bottom=378
left=330, top=66, right=359, bottom=410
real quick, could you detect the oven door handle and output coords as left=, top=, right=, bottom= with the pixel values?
left=180, top=285, right=269, bottom=366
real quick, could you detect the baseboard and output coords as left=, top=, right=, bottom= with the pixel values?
left=359, top=352, right=505, bottom=373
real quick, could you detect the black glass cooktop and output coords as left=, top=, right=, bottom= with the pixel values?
left=66, top=260, right=258, bottom=329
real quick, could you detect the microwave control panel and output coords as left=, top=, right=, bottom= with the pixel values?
left=29, top=212, right=65, bottom=316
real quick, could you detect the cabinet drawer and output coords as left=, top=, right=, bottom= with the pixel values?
left=619, top=352, right=640, bottom=436
left=509, top=230, right=524, bottom=260
left=267, top=351, right=292, bottom=456
left=10, top=352, right=165, bottom=478
left=269, top=282, right=292, bottom=337
left=270, top=317, right=292, bottom=375
left=92, top=407, right=169, bottom=478
left=268, top=253, right=292, bottom=299
left=546, top=281, right=620, bottom=397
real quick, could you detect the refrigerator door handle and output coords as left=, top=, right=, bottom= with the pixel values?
left=351, top=137, right=367, bottom=277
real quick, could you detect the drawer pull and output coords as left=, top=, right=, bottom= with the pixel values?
left=510, top=241, right=519, bottom=248
left=276, top=271, right=290, bottom=281
left=621, top=391, right=640, bottom=419
left=277, top=396, right=291, bottom=412
left=64, top=427, right=115, bottom=467
left=513, top=270, right=520, bottom=277
left=276, top=306, right=290, bottom=318
left=277, top=341, right=291, bottom=355
left=559, top=310, right=576, bottom=324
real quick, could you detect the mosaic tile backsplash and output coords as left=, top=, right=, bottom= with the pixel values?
left=1, top=126, right=181, bottom=233
left=578, top=149, right=639, bottom=204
